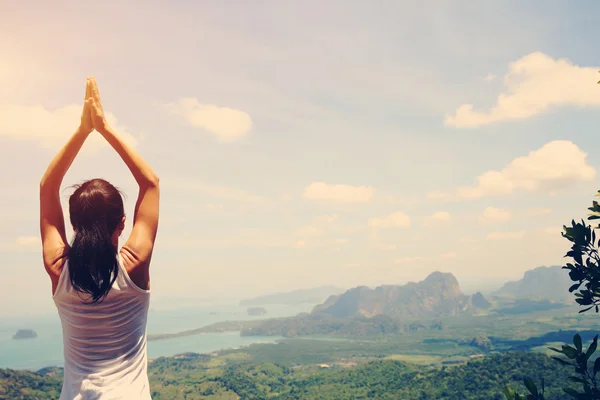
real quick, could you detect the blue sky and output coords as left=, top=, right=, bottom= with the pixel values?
left=1, top=0, right=600, bottom=316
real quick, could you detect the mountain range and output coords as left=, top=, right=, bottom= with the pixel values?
left=313, top=272, right=489, bottom=319
left=492, top=266, right=574, bottom=303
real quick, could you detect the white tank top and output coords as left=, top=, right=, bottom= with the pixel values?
left=53, top=254, right=152, bottom=400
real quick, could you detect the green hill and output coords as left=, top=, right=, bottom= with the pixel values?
left=1, top=351, right=573, bottom=399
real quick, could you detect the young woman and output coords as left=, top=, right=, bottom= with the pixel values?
left=40, top=77, right=159, bottom=399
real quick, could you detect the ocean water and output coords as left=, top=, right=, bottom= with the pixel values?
left=0, top=303, right=313, bottom=371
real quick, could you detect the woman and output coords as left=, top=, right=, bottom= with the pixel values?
left=40, top=77, right=159, bottom=399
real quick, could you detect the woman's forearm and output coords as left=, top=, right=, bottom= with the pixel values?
left=40, top=128, right=90, bottom=192
left=98, top=126, right=159, bottom=187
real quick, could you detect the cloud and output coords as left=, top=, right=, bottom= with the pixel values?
left=394, top=252, right=456, bottom=264
left=344, top=263, right=361, bottom=268
left=369, top=211, right=411, bottom=228
left=303, top=182, right=375, bottom=204
left=527, top=208, right=552, bottom=216
left=15, top=236, right=40, bottom=246
left=368, top=230, right=397, bottom=251
left=296, top=226, right=323, bottom=237
left=445, top=52, right=600, bottom=128
left=440, top=252, right=457, bottom=259
left=0, top=103, right=137, bottom=150
left=484, top=73, right=497, bottom=82
left=425, top=211, right=451, bottom=225
left=0, top=236, right=41, bottom=253
left=296, top=214, right=339, bottom=238
left=543, top=226, right=562, bottom=236
left=394, top=256, right=424, bottom=264
left=429, top=140, right=595, bottom=200
left=479, top=207, right=512, bottom=224
left=295, top=241, right=306, bottom=248
left=166, top=179, right=264, bottom=203
left=486, top=231, right=525, bottom=240
left=164, top=98, right=252, bottom=142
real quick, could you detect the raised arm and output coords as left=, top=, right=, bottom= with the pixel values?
left=40, top=79, right=94, bottom=282
left=88, top=77, right=160, bottom=273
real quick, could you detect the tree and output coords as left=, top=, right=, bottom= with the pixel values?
left=505, top=190, right=600, bottom=399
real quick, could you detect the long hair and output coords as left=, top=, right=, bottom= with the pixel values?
left=68, top=178, right=125, bottom=304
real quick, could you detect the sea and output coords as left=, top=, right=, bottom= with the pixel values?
left=0, top=302, right=314, bottom=371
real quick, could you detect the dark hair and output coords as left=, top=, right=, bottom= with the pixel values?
left=68, top=178, right=125, bottom=303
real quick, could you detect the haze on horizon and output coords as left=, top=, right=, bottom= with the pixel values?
left=1, top=0, right=600, bottom=317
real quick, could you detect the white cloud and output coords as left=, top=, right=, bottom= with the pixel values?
left=297, top=225, right=323, bottom=237
left=479, top=207, right=512, bottom=224
left=527, top=208, right=552, bottom=216
left=0, top=236, right=41, bottom=253
left=15, top=236, right=40, bottom=246
left=544, top=226, right=562, bottom=236
left=487, top=231, right=525, bottom=240
left=303, top=182, right=375, bottom=204
left=164, top=98, right=252, bottom=142
left=445, top=52, right=600, bottom=128
left=0, top=103, right=137, bottom=150
left=295, top=241, right=306, bottom=248
left=368, top=230, right=397, bottom=251
left=484, top=73, right=497, bottom=82
left=429, top=140, right=595, bottom=201
left=369, top=211, right=411, bottom=228
left=394, top=251, right=456, bottom=264
left=394, top=256, right=423, bottom=264
left=166, top=179, right=264, bottom=203
left=425, top=211, right=451, bottom=225
left=296, top=214, right=339, bottom=238
left=344, top=263, right=361, bottom=268
left=441, top=252, right=457, bottom=259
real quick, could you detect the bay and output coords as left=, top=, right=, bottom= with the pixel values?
left=0, top=302, right=313, bottom=371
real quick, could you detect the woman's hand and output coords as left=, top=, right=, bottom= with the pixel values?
left=78, top=78, right=93, bottom=135
left=88, top=77, right=111, bottom=134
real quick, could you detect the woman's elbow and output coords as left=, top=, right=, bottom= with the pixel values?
left=145, top=174, right=160, bottom=187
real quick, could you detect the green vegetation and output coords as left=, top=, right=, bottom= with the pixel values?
left=0, top=350, right=577, bottom=399
left=0, top=368, right=62, bottom=399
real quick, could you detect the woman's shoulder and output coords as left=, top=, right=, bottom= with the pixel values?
left=118, top=248, right=151, bottom=291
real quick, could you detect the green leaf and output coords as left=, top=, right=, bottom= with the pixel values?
left=523, top=377, right=538, bottom=396
left=563, top=345, right=579, bottom=359
left=563, top=387, right=581, bottom=398
left=549, top=347, right=564, bottom=354
left=586, top=335, right=598, bottom=359
left=574, top=334, right=583, bottom=352
left=569, top=283, right=583, bottom=293
left=568, top=376, right=587, bottom=384
left=551, top=356, right=572, bottom=366
left=594, top=357, right=600, bottom=377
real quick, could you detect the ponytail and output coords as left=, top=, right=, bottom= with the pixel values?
left=68, top=219, right=119, bottom=304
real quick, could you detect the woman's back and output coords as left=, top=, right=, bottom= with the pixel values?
left=53, top=254, right=151, bottom=400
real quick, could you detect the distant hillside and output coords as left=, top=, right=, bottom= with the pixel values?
left=239, top=286, right=345, bottom=306
left=313, top=272, right=489, bottom=319
left=493, top=266, right=574, bottom=303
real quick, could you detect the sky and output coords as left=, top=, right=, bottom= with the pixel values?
left=1, top=0, right=600, bottom=316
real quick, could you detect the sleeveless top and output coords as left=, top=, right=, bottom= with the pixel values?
left=52, top=254, right=152, bottom=400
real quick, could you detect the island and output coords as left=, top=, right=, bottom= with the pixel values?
left=12, top=329, right=37, bottom=340
left=247, top=307, right=267, bottom=316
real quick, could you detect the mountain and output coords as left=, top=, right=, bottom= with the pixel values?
left=239, top=286, right=345, bottom=306
left=492, top=266, right=574, bottom=303
left=313, top=272, right=489, bottom=319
